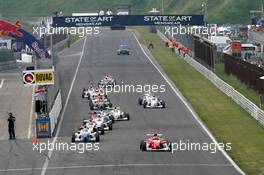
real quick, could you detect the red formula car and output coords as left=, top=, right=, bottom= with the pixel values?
left=140, top=134, right=172, bottom=151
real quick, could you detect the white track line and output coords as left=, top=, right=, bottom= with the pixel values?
left=133, top=33, right=245, bottom=175
left=40, top=36, right=87, bottom=175
left=0, top=163, right=233, bottom=172
left=59, top=52, right=82, bottom=58
left=0, top=79, right=4, bottom=88
left=27, top=86, right=35, bottom=139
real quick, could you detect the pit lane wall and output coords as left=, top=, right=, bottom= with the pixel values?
left=157, top=30, right=264, bottom=126
left=49, top=90, right=62, bottom=136
left=35, top=90, right=62, bottom=138
left=35, top=36, right=69, bottom=138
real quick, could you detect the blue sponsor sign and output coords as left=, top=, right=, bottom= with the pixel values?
left=35, top=117, right=51, bottom=138
left=53, top=15, right=204, bottom=27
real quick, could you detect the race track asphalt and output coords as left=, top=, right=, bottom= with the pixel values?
left=0, top=29, right=242, bottom=175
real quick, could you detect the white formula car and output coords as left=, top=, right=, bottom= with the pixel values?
left=82, top=87, right=94, bottom=99
left=94, top=110, right=115, bottom=123
left=88, top=112, right=113, bottom=134
left=138, top=93, right=153, bottom=105
left=72, top=122, right=100, bottom=142
left=142, top=96, right=165, bottom=108
left=107, top=107, right=130, bottom=121
left=82, top=86, right=106, bottom=100
left=98, top=75, right=116, bottom=88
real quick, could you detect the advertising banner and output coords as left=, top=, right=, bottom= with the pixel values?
left=23, top=68, right=54, bottom=86
left=53, top=15, right=204, bottom=27
left=35, top=117, right=51, bottom=138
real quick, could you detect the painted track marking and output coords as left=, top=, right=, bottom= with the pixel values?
left=0, top=79, right=4, bottom=88
left=40, top=36, right=87, bottom=175
left=132, top=33, right=245, bottom=175
left=0, top=163, right=233, bottom=172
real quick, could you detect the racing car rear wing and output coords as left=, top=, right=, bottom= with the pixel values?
left=146, top=134, right=163, bottom=137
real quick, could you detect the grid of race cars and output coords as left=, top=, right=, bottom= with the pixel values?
left=72, top=75, right=172, bottom=151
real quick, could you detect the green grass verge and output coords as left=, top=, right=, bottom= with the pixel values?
left=215, top=63, right=263, bottom=110
left=134, top=27, right=264, bottom=175
left=56, top=34, right=80, bottom=53
left=69, top=34, right=81, bottom=45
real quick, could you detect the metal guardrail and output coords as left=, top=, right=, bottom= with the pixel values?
left=157, top=30, right=264, bottom=126
left=49, top=90, right=62, bottom=136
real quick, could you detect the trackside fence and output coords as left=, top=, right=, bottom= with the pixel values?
left=157, top=30, right=264, bottom=126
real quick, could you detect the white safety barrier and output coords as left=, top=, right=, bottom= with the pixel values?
left=49, top=90, right=62, bottom=135
left=157, top=30, right=264, bottom=126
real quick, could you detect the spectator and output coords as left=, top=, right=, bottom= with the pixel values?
left=178, top=46, right=182, bottom=55
left=7, top=113, right=16, bottom=140
left=169, top=44, right=175, bottom=53
left=67, top=38, right=71, bottom=48
left=164, top=40, right=169, bottom=47
left=183, top=47, right=189, bottom=57
left=148, top=40, right=154, bottom=49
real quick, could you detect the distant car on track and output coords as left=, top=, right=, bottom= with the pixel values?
left=98, top=75, right=116, bottom=88
left=117, top=44, right=130, bottom=55
left=83, top=86, right=106, bottom=100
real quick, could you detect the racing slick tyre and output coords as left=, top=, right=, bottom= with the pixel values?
left=83, top=137, right=89, bottom=142
left=110, top=115, right=115, bottom=123
left=140, top=141, right=146, bottom=151
left=164, top=140, right=171, bottom=151
left=100, top=127, right=104, bottom=135
left=82, top=94, right=85, bottom=98
left=169, top=143, right=172, bottom=151
left=109, top=123, right=113, bottom=130
left=95, top=133, right=100, bottom=142
left=161, top=101, right=166, bottom=108
left=125, top=113, right=130, bottom=120
left=138, top=98, right=143, bottom=105
left=90, top=105, right=94, bottom=110
left=140, top=140, right=143, bottom=150
left=71, top=134, right=76, bottom=142
left=143, top=102, right=147, bottom=108
left=89, top=100, right=93, bottom=107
